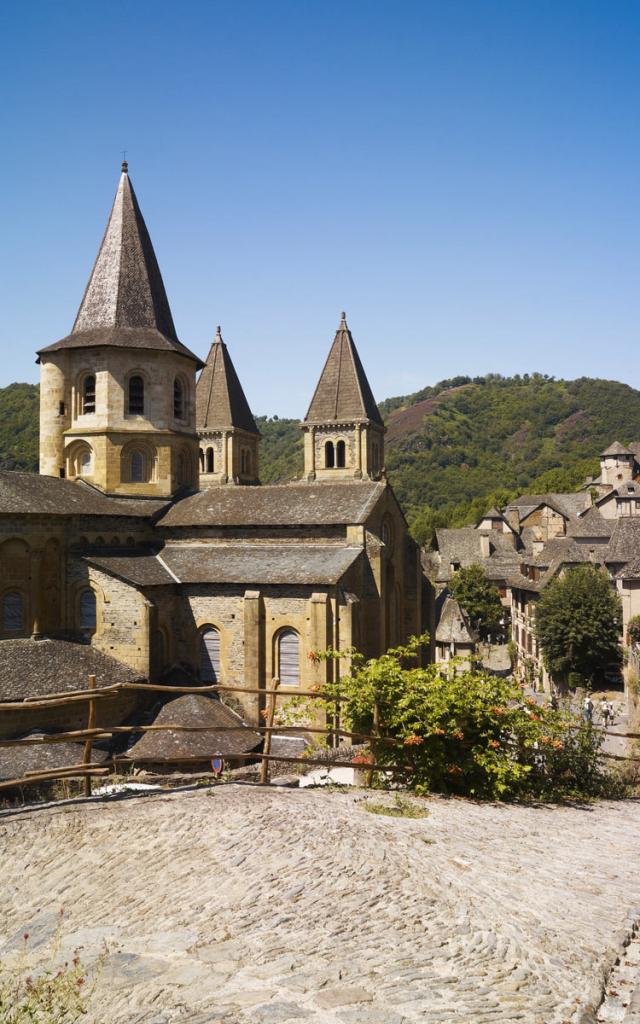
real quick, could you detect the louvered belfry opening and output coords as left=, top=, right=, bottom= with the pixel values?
left=200, top=626, right=221, bottom=682
left=278, top=629, right=300, bottom=686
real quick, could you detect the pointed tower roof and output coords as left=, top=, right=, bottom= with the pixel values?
left=196, top=327, right=259, bottom=434
left=601, top=441, right=633, bottom=458
left=304, top=314, right=383, bottom=426
left=38, top=162, right=203, bottom=367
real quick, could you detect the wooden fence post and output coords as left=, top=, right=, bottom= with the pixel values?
left=366, top=697, right=380, bottom=789
left=259, top=677, right=280, bottom=785
left=83, top=674, right=97, bottom=797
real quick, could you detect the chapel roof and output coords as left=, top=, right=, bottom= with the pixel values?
left=0, top=638, right=142, bottom=701
left=304, top=315, right=383, bottom=426
left=159, top=480, right=386, bottom=528
left=0, top=471, right=169, bottom=518
left=38, top=163, right=203, bottom=368
left=124, top=693, right=261, bottom=762
left=196, top=327, right=258, bottom=434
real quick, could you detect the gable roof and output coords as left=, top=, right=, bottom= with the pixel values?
left=38, top=164, right=203, bottom=368
left=567, top=506, right=614, bottom=538
left=124, top=694, right=260, bottom=761
left=196, top=327, right=258, bottom=434
left=159, top=480, right=386, bottom=528
left=304, top=315, right=383, bottom=426
left=0, top=471, right=169, bottom=518
left=507, top=492, right=590, bottom=522
left=597, top=481, right=640, bottom=506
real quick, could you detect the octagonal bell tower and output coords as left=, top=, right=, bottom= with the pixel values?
left=37, top=162, right=203, bottom=497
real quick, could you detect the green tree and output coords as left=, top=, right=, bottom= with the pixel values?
left=534, top=565, right=622, bottom=688
left=449, top=564, right=507, bottom=641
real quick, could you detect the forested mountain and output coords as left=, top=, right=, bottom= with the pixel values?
left=5, top=374, right=640, bottom=545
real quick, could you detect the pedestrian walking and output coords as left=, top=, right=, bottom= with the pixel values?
left=601, top=698, right=613, bottom=729
left=583, top=695, right=594, bottom=723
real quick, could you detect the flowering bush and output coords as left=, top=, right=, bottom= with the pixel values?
left=311, top=635, right=617, bottom=801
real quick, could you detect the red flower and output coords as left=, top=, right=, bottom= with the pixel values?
left=451, top=730, right=464, bottom=741
left=490, top=706, right=506, bottom=716
left=403, top=734, right=424, bottom=746
left=488, top=739, right=500, bottom=749
left=352, top=753, right=374, bottom=765
left=307, top=650, right=320, bottom=664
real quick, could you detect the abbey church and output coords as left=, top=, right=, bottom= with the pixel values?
left=0, top=163, right=423, bottom=751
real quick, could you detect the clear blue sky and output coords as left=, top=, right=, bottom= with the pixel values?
left=1, top=0, right=638, bottom=417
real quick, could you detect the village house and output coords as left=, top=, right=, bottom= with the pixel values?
left=0, top=163, right=424, bottom=775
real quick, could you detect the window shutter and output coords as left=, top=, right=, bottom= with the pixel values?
left=200, top=628, right=221, bottom=682
left=279, top=630, right=300, bottom=686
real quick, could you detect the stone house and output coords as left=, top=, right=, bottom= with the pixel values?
left=0, top=163, right=423, bottom=771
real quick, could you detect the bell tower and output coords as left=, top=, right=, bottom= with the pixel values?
left=196, top=326, right=260, bottom=485
left=302, top=314, right=384, bottom=481
left=37, top=162, right=203, bottom=498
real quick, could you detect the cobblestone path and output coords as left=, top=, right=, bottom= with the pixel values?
left=2, top=787, right=640, bottom=1024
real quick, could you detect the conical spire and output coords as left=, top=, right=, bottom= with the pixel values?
left=304, top=314, right=383, bottom=425
left=196, top=327, right=259, bottom=434
left=38, top=163, right=203, bottom=367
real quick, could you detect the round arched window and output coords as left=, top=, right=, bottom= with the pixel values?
left=200, top=626, right=221, bottom=682
left=79, top=589, right=97, bottom=632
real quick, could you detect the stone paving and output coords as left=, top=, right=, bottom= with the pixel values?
left=2, top=786, right=640, bottom=1023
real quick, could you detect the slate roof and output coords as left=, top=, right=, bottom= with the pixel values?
left=124, top=694, right=260, bottom=761
left=0, top=639, right=142, bottom=700
left=605, top=519, right=640, bottom=564
left=435, top=594, right=477, bottom=645
left=0, top=735, right=108, bottom=783
left=567, top=507, right=614, bottom=538
left=530, top=538, right=602, bottom=568
left=304, top=315, right=383, bottom=426
left=88, top=544, right=363, bottom=587
left=601, top=441, right=634, bottom=457
left=597, top=481, right=640, bottom=505
left=196, top=327, right=258, bottom=434
left=38, top=164, right=203, bottom=368
left=85, top=553, right=176, bottom=587
left=432, top=528, right=519, bottom=583
left=508, top=492, right=590, bottom=521
left=615, top=557, right=640, bottom=580
left=0, top=472, right=169, bottom=518
left=164, top=544, right=362, bottom=585
left=160, top=481, right=385, bottom=528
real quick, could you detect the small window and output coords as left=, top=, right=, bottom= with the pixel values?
left=79, top=449, right=92, bottom=476
left=174, top=378, right=184, bottom=419
left=58, top=401, right=65, bottom=416
left=200, top=627, right=221, bottom=682
left=325, top=441, right=335, bottom=469
left=128, top=376, right=144, bottom=415
left=82, top=375, right=96, bottom=414
left=336, top=440, right=346, bottom=468
left=278, top=629, right=300, bottom=687
left=131, top=450, right=145, bottom=483
left=2, top=591, right=24, bottom=632
left=206, top=447, right=214, bottom=473
left=79, top=589, right=97, bottom=632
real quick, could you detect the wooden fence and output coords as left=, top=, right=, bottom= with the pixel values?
left=0, top=676, right=405, bottom=795
left=1, top=676, right=640, bottom=797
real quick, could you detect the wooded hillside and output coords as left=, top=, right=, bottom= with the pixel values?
left=5, top=374, right=640, bottom=544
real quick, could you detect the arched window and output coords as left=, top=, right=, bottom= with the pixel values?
left=128, top=375, right=144, bottom=415
left=173, top=378, right=184, bottom=419
left=325, top=441, right=335, bottom=469
left=131, top=450, right=145, bottom=483
left=177, top=451, right=190, bottom=487
left=82, top=375, right=96, bottom=415
left=79, top=589, right=96, bottom=632
left=336, top=440, right=346, bottom=468
left=200, top=626, right=221, bottom=682
left=2, top=591, right=24, bottom=632
left=206, top=447, right=214, bottom=473
left=79, top=449, right=92, bottom=476
left=278, top=629, right=300, bottom=687
left=241, top=449, right=251, bottom=475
